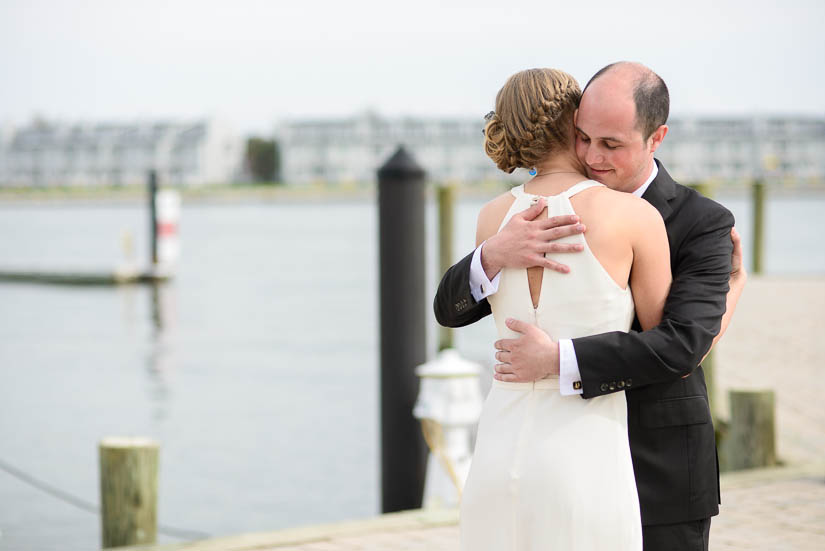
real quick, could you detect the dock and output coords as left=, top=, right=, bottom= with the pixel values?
left=0, top=268, right=170, bottom=285
left=110, top=464, right=825, bottom=551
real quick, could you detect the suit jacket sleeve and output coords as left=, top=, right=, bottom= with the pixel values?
left=573, top=200, right=735, bottom=398
left=433, top=250, right=493, bottom=328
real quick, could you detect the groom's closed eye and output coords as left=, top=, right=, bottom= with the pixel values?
left=580, top=135, right=621, bottom=150
left=576, top=127, right=623, bottom=150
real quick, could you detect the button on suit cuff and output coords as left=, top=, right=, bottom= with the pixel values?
left=558, top=339, right=583, bottom=395
left=470, top=241, right=501, bottom=302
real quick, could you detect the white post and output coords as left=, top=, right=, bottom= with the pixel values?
left=154, top=189, right=181, bottom=275
left=413, top=349, right=483, bottom=508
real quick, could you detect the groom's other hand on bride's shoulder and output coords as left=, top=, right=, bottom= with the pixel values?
left=492, top=318, right=560, bottom=382
left=479, top=197, right=585, bottom=281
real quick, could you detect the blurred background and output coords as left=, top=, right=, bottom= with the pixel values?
left=1, top=1, right=823, bottom=549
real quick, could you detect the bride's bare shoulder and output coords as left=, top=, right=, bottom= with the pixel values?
left=479, top=189, right=517, bottom=219
left=590, top=185, right=662, bottom=225
left=476, top=189, right=517, bottom=246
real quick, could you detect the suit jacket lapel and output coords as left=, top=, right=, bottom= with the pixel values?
left=642, top=159, right=677, bottom=221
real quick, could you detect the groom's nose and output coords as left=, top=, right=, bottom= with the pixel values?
left=585, top=145, right=603, bottom=167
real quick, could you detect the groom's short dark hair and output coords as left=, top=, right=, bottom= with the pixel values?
left=584, top=62, right=669, bottom=140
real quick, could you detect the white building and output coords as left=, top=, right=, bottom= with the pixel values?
left=0, top=119, right=243, bottom=188
left=657, top=117, right=825, bottom=183
left=277, top=112, right=825, bottom=186
left=277, top=111, right=519, bottom=186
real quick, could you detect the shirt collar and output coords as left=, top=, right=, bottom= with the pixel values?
left=632, top=162, right=658, bottom=198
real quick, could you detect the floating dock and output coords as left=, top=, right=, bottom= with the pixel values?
left=0, top=268, right=171, bottom=286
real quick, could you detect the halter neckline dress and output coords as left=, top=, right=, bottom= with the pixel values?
left=459, top=180, right=642, bottom=550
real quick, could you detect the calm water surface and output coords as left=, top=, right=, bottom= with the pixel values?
left=0, top=192, right=822, bottom=550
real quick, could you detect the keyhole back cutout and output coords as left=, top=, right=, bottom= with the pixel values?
left=526, top=205, right=548, bottom=309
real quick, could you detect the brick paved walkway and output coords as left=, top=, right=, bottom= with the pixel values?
left=261, top=468, right=825, bottom=551
left=119, top=465, right=825, bottom=551
left=712, top=468, right=825, bottom=550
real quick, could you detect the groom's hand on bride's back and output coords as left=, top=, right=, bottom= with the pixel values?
left=480, top=197, right=586, bottom=280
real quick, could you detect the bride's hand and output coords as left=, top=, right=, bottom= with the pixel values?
left=730, top=227, right=746, bottom=283
left=493, top=318, right=560, bottom=382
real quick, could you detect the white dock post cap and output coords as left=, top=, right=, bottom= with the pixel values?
left=415, top=348, right=481, bottom=378
left=414, top=349, right=483, bottom=424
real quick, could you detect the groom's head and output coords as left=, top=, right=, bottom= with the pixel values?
left=574, top=62, right=669, bottom=193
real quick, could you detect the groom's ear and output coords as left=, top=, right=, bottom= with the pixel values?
left=573, top=109, right=579, bottom=126
left=648, top=124, right=668, bottom=153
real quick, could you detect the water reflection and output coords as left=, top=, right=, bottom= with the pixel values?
left=145, top=282, right=177, bottom=423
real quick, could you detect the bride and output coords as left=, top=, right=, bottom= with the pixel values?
left=458, top=68, right=671, bottom=550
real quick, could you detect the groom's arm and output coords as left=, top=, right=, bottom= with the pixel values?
left=703, top=227, right=747, bottom=360
left=573, top=200, right=735, bottom=398
left=434, top=197, right=584, bottom=328
left=433, top=247, right=494, bottom=328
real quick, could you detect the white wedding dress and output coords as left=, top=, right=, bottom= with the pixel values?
left=460, top=181, right=642, bottom=550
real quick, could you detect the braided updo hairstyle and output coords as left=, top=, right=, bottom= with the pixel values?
left=483, top=69, right=581, bottom=174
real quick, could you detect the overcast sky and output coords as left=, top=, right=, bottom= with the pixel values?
left=1, top=0, right=823, bottom=135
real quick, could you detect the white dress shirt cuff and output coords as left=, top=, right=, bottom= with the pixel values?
left=558, top=339, right=583, bottom=395
left=469, top=242, right=501, bottom=302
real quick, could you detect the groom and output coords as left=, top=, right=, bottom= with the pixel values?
left=435, top=62, right=746, bottom=551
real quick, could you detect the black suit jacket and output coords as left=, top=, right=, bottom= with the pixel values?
left=433, top=161, right=734, bottom=526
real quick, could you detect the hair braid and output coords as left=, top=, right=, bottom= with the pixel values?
left=483, top=68, right=582, bottom=174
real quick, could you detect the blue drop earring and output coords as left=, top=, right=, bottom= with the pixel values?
left=529, top=168, right=537, bottom=176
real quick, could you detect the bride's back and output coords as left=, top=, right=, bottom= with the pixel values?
left=478, top=178, right=656, bottom=342
left=476, top=67, right=670, bottom=342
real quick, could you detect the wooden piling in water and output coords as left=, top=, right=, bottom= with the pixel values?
left=688, top=181, right=713, bottom=199
left=723, top=390, right=776, bottom=470
left=437, top=184, right=455, bottom=352
left=99, top=437, right=159, bottom=548
left=752, top=180, right=765, bottom=274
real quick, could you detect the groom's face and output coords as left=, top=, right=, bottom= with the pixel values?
left=574, top=75, right=654, bottom=194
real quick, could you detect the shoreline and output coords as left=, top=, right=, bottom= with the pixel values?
left=0, top=182, right=823, bottom=206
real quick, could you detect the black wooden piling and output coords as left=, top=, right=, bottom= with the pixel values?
left=149, top=170, right=158, bottom=266
left=377, top=146, right=428, bottom=513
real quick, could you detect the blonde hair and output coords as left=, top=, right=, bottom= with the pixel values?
left=484, top=68, right=581, bottom=174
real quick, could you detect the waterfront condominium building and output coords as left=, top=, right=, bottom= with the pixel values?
left=655, top=117, right=825, bottom=183
left=277, top=112, right=825, bottom=186
left=0, top=119, right=243, bottom=188
left=277, top=110, right=521, bottom=186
